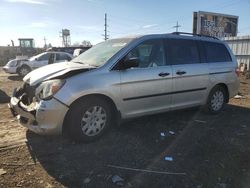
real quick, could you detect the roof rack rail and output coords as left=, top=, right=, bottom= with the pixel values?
left=171, top=32, right=219, bottom=40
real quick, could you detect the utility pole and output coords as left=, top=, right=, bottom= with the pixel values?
left=43, top=36, right=47, bottom=48
left=59, top=31, right=63, bottom=47
left=173, top=21, right=181, bottom=32
left=103, top=13, right=109, bottom=40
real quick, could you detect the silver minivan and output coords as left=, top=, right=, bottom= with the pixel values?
left=9, top=33, right=240, bottom=142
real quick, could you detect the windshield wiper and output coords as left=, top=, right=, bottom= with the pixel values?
left=71, top=61, right=98, bottom=67
left=71, top=61, right=84, bottom=64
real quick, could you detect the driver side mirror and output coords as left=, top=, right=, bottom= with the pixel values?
left=122, top=57, right=139, bottom=70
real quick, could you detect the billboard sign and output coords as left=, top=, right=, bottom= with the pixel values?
left=193, top=11, right=238, bottom=38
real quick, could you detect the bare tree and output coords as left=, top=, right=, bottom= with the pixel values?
left=81, top=40, right=92, bottom=47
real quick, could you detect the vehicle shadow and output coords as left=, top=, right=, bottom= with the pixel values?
left=0, top=89, right=10, bottom=103
left=26, top=105, right=250, bottom=188
left=8, top=75, right=22, bottom=81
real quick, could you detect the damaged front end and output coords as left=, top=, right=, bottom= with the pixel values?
left=8, top=63, right=94, bottom=135
left=9, top=83, right=37, bottom=124
left=9, top=81, right=69, bottom=135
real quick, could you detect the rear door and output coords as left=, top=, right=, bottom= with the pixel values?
left=165, top=38, right=209, bottom=109
left=118, top=39, right=173, bottom=118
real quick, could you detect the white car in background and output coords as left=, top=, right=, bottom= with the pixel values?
left=2, top=57, right=28, bottom=74
left=3, top=51, right=73, bottom=76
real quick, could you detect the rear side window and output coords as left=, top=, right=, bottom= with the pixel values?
left=166, top=39, right=200, bottom=65
left=203, top=42, right=232, bottom=63
left=56, top=53, right=71, bottom=61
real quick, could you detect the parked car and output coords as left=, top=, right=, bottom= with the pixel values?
left=9, top=32, right=240, bottom=142
left=46, top=46, right=91, bottom=55
left=73, top=48, right=85, bottom=57
left=3, top=51, right=73, bottom=77
left=2, top=57, right=28, bottom=74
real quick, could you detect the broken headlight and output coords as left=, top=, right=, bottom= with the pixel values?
left=37, top=79, right=65, bottom=100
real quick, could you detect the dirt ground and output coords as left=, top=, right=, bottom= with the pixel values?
left=0, top=69, right=249, bottom=188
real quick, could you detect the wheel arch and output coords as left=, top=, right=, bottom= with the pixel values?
left=209, top=83, right=229, bottom=103
left=18, top=63, right=31, bottom=70
left=62, top=93, right=120, bottom=136
left=17, top=64, right=32, bottom=74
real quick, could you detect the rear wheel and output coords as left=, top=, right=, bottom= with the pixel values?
left=18, top=66, right=31, bottom=77
left=67, top=97, right=112, bottom=142
left=206, top=86, right=226, bottom=114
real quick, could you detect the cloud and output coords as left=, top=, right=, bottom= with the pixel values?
left=77, top=25, right=102, bottom=32
left=142, top=24, right=158, bottom=29
left=5, top=0, right=47, bottom=5
left=86, top=0, right=99, bottom=2
left=27, top=22, right=47, bottom=28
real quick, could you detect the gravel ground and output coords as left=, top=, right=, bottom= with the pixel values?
left=0, top=69, right=249, bottom=188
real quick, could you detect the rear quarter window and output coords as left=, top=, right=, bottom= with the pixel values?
left=56, top=53, right=72, bottom=61
left=203, top=42, right=232, bottom=63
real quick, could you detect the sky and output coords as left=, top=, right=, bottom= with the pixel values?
left=0, top=0, right=250, bottom=47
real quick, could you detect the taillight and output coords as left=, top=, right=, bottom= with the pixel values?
left=235, top=68, right=240, bottom=77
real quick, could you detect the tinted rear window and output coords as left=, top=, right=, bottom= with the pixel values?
left=204, top=42, right=232, bottom=63
left=166, top=39, right=200, bottom=65
left=56, top=53, right=71, bottom=61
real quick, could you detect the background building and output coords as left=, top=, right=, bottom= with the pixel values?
left=224, top=36, right=250, bottom=71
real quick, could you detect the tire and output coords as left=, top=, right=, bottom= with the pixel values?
left=18, top=66, right=31, bottom=77
left=206, top=86, right=226, bottom=114
left=67, top=97, right=112, bottom=142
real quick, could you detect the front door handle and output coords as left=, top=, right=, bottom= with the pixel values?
left=176, top=71, right=186, bottom=75
left=158, top=72, right=170, bottom=77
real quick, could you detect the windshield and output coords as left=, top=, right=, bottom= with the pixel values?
left=71, top=38, right=134, bottom=67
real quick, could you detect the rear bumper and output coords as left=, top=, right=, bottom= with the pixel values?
left=228, top=78, right=240, bottom=98
left=9, top=91, right=69, bottom=135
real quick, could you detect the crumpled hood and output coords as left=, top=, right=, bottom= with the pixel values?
left=23, top=62, right=93, bottom=86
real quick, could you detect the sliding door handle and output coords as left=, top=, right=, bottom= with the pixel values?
left=176, top=71, right=186, bottom=75
left=158, top=72, right=170, bottom=77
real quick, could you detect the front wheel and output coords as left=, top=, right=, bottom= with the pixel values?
left=206, top=86, right=226, bottom=114
left=18, top=66, right=31, bottom=77
left=67, top=97, right=112, bottom=142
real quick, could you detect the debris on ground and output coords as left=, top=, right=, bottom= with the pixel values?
left=111, top=175, right=124, bottom=186
left=194, top=120, right=207, bottom=124
left=234, top=94, right=246, bottom=99
left=160, top=132, right=166, bottom=137
left=45, top=183, right=53, bottom=188
left=0, top=69, right=249, bottom=187
left=196, top=185, right=203, bottom=188
left=16, top=180, right=24, bottom=187
left=215, top=183, right=227, bottom=188
left=107, top=165, right=186, bottom=175
left=164, top=156, right=173, bottom=161
left=0, top=168, right=7, bottom=175
left=169, top=131, right=175, bottom=135
left=241, top=124, right=247, bottom=128
left=160, top=131, right=175, bottom=138
left=83, top=177, right=91, bottom=184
